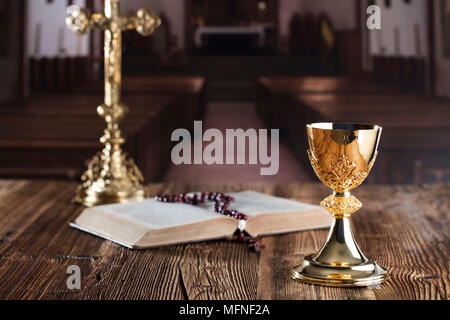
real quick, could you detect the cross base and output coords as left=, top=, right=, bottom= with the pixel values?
left=74, top=147, right=146, bottom=207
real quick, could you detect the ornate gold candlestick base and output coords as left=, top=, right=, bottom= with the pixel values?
left=291, top=194, right=390, bottom=287
left=292, top=123, right=390, bottom=287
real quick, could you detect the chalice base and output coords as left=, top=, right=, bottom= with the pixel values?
left=291, top=255, right=390, bottom=287
left=291, top=216, right=390, bottom=287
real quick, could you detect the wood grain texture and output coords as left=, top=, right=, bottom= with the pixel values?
left=257, top=183, right=450, bottom=300
left=0, top=180, right=448, bottom=300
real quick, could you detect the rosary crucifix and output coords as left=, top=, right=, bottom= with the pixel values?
left=66, top=0, right=161, bottom=207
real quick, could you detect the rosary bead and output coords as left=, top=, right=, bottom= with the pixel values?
left=156, top=191, right=263, bottom=252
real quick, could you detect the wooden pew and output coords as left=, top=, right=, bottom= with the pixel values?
left=256, top=76, right=395, bottom=132
left=290, top=93, right=450, bottom=184
left=372, top=56, right=426, bottom=93
left=0, top=94, right=184, bottom=182
left=76, top=76, right=208, bottom=130
left=29, top=57, right=93, bottom=95
left=9, top=75, right=207, bottom=181
left=257, top=76, right=450, bottom=184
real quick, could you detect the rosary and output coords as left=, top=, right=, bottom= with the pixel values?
left=156, top=192, right=265, bottom=252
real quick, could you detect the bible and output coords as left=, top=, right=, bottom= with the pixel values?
left=70, top=191, right=332, bottom=249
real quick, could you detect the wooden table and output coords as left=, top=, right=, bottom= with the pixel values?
left=0, top=180, right=448, bottom=300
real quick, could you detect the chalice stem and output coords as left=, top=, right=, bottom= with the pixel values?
left=313, top=210, right=368, bottom=266
left=311, top=192, right=368, bottom=265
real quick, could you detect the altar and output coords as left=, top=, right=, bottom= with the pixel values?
left=194, top=25, right=270, bottom=54
left=195, top=25, right=266, bottom=48
left=0, top=180, right=447, bottom=300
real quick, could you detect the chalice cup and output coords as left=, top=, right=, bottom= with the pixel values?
left=291, top=123, right=390, bottom=287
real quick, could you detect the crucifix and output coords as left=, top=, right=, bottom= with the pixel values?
left=66, top=0, right=161, bottom=207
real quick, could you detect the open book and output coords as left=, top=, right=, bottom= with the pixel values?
left=71, top=191, right=332, bottom=249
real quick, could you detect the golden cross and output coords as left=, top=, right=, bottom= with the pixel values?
left=65, top=0, right=161, bottom=207
left=66, top=0, right=160, bottom=110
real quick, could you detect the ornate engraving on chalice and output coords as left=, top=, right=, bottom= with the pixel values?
left=65, top=0, right=161, bottom=207
left=291, top=123, right=390, bottom=287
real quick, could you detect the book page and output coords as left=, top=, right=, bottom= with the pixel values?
left=89, top=198, right=229, bottom=230
left=230, top=191, right=320, bottom=216
left=88, top=191, right=317, bottom=231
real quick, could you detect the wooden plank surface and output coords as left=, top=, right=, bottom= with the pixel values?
left=257, top=183, right=450, bottom=300
left=0, top=180, right=448, bottom=300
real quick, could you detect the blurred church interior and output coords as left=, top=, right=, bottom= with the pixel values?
left=1, top=0, right=449, bottom=185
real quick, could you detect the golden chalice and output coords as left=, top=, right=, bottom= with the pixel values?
left=291, top=123, right=390, bottom=287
